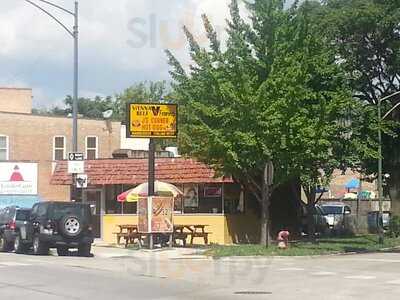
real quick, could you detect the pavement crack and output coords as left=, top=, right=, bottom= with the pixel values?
left=0, top=280, right=81, bottom=299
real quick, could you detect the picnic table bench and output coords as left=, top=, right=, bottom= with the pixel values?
left=173, top=225, right=211, bottom=245
left=113, top=224, right=141, bottom=247
left=114, top=224, right=211, bottom=247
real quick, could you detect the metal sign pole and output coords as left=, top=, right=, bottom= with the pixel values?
left=148, top=139, right=155, bottom=196
left=148, top=138, right=156, bottom=249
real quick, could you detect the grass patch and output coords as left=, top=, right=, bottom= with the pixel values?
left=204, top=235, right=400, bottom=258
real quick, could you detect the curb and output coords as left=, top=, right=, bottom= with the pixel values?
left=207, top=246, right=400, bottom=261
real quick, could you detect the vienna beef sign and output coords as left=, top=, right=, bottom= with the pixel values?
left=127, top=103, right=178, bottom=138
left=0, top=163, right=38, bottom=195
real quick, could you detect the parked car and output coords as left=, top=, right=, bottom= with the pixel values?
left=0, top=206, right=31, bottom=252
left=301, top=204, right=330, bottom=235
left=320, top=202, right=352, bottom=233
left=19, top=202, right=94, bottom=256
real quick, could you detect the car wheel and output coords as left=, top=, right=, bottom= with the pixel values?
left=0, top=235, right=11, bottom=252
left=60, top=215, right=82, bottom=238
left=14, top=235, right=27, bottom=254
left=56, top=246, right=69, bottom=256
left=33, top=235, right=49, bottom=256
left=78, top=243, right=91, bottom=257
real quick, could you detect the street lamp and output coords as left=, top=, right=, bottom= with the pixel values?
left=377, top=90, right=400, bottom=244
left=24, top=0, right=79, bottom=152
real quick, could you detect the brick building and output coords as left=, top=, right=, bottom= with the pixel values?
left=0, top=87, right=121, bottom=203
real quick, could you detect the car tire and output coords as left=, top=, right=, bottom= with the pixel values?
left=78, top=243, right=91, bottom=257
left=56, top=246, right=69, bottom=256
left=0, top=235, right=12, bottom=252
left=14, top=235, right=27, bottom=254
left=33, top=234, right=49, bottom=256
left=60, top=215, right=82, bottom=238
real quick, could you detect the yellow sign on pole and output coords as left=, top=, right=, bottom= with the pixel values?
left=127, top=103, right=178, bottom=138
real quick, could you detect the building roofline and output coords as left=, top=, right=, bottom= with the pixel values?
left=0, top=110, right=122, bottom=124
left=0, top=87, right=32, bottom=91
left=0, top=160, right=39, bottom=163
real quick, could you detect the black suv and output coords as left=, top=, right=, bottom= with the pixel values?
left=20, top=202, right=94, bottom=256
left=0, top=206, right=31, bottom=253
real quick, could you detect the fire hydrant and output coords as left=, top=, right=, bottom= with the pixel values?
left=277, top=230, right=290, bottom=249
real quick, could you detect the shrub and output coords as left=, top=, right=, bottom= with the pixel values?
left=388, top=215, right=400, bottom=238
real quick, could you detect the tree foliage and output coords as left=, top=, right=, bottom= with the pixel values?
left=114, top=81, right=170, bottom=120
left=32, top=81, right=169, bottom=122
left=321, top=0, right=400, bottom=210
left=167, top=0, right=370, bottom=241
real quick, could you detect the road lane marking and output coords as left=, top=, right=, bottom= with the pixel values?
left=386, top=279, right=400, bottom=285
left=354, top=259, right=400, bottom=263
left=311, top=271, right=336, bottom=276
left=0, top=262, right=31, bottom=266
left=344, top=275, right=376, bottom=280
left=277, top=268, right=304, bottom=271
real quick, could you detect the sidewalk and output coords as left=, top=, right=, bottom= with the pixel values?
left=92, top=240, right=208, bottom=260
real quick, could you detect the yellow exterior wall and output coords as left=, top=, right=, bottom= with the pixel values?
left=173, top=215, right=227, bottom=245
left=224, top=213, right=260, bottom=244
left=103, top=213, right=260, bottom=245
left=103, top=215, right=138, bottom=244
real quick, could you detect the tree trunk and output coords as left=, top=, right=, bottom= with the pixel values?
left=388, top=169, right=400, bottom=216
left=306, top=189, right=317, bottom=243
left=260, top=179, right=271, bottom=246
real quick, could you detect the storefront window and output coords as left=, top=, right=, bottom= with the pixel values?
left=105, top=185, right=137, bottom=214
left=104, top=183, right=240, bottom=215
left=224, top=184, right=245, bottom=214
left=183, top=184, right=223, bottom=214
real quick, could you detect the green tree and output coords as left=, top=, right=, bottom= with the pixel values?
left=322, top=0, right=400, bottom=212
left=167, top=0, right=366, bottom=243
left=114, top=81, right=170, bottom=120
left=64, top=95, right=115, bottom=119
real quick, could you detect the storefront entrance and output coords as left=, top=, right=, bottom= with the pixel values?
left=82, top=189, right=104, bottom=239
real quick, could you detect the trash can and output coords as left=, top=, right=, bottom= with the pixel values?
left=367, top=211, right=382, bottom=233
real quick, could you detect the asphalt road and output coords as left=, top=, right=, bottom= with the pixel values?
left=0, top=248, right=400, bottom=299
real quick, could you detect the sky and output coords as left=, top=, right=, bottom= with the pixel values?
left=0, top=0, right=238, bottom=108
left=0, top=0, right=293, bottom=108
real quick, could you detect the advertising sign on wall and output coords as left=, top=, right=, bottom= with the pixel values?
left=138, top=196, right=174, bottom=233
left=183, top=184, right=199, bottom=208
left=127, top=103, right=178, bottom=138
left=0, top=163, right=38, bottom=195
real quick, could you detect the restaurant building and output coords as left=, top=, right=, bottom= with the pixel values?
left=51, top=157, right=263, bottom=244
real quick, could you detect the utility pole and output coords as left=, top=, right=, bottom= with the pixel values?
left=377, top=91, right=400, bottom=244
left=377, top=96, right=384, bottom=244
left=72, top=1, right=79, bottom=153
left=24, top=0, right=79, bottom=201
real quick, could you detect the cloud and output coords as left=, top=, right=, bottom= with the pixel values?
left=0, top=0, right=236, bottom=108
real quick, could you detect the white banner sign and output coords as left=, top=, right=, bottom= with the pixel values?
left=68, top=161, right=84, bottom=174
left=0, top=163, right=38, bottom=195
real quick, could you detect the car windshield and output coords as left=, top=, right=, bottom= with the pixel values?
left=50, top=204, right=91, bottom=220
left=322, top=206, right=343, bottom=215
left=16, top=210, right=30, bottom=221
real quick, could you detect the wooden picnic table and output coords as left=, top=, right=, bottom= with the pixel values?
left=114, top=224, right=211, bottom=247
left=117, top=224, right=138, bottom=233
left=114, top=225, right=139, bottom=247
left=173, top=225, right=211, bottom=245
